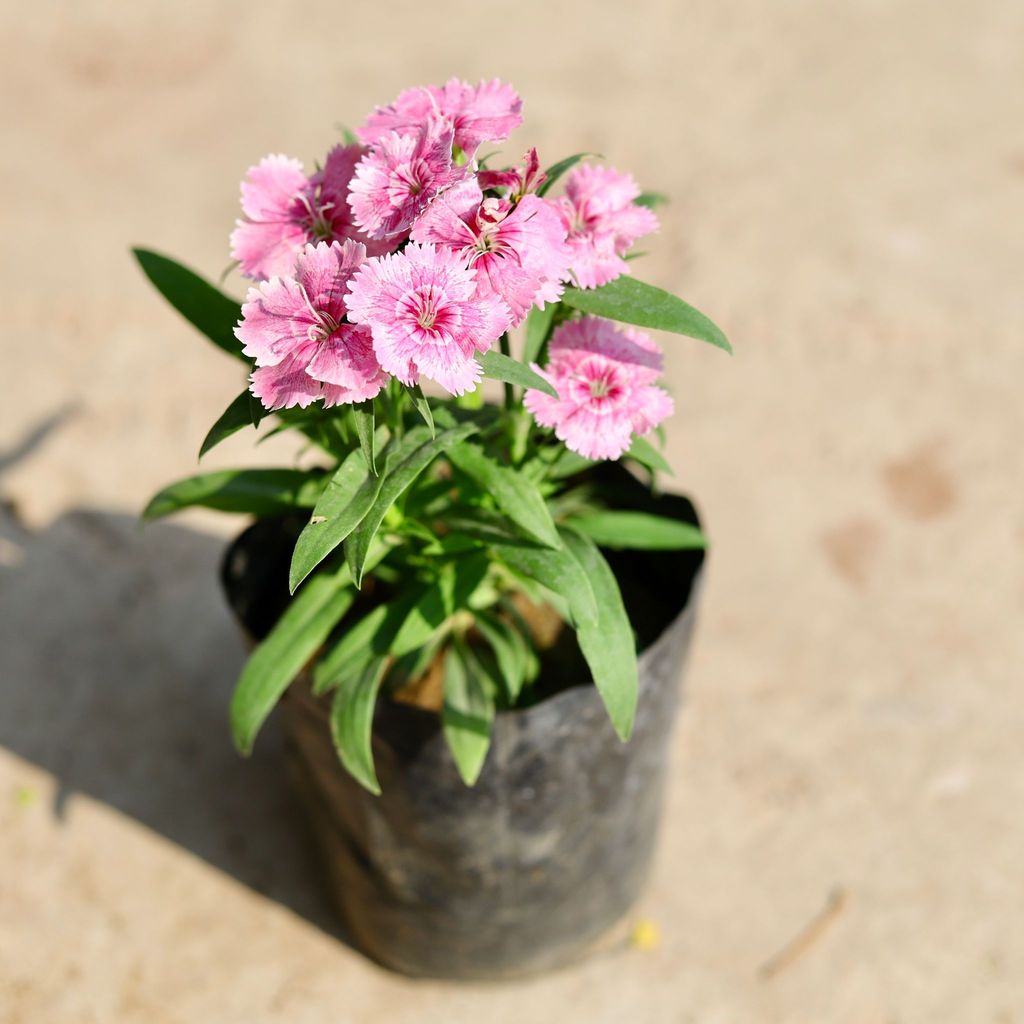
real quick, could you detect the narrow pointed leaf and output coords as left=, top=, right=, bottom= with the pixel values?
left=522, top=302, right=558, bottom=365
left=344, top=422, right=478, bottom=586
left=313, top=586, right=424, bottom=695
left=329, top=656, right=389, bottom=794
left=624, top=435, right=673, bottom=475
left=491, top=528, right=598, bottom=627
left=289, top=447, right=374, bottom=593
left=426, top=508, right=528, bottom=551
left=562, top=529, right=638, bottom=741
left=546, top=447, right=596, bottom=480
left=389, top=581, right=452, bottom=660
left=352, top=401, right=376, bottom=475
left=537, top=152, right=599, bottom=196
left=567, top=510, right=706, bottom=550
left=313, top=605, right=384, bottom=695
left=561, top=277, right=731, bottom=354
left=477, top=350, right=558, bottom=398
left=448, top=442, right=560, bottom=548
left=230, top=559, right=356, bottom=754
left=636, top=192, right=669, bottom=209
left=143, top=468, right=323, bottom=520
left=409, top=385, right=435, bottom=437
left=390, top=553, right=490, bottom=657
left=199, top=390, right=262, bottom=459
left=499, top=598, right=542, bottom=682
left=442, top=643, right=495, bottom=786
left=474, top=610, right=532, bottom=702
left=389, top=636, right=444, bottom=693
left=133, top=248, right=245, bottom=362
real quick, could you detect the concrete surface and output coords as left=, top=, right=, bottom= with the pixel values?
left=2, top=1, right=1021, bottom=1021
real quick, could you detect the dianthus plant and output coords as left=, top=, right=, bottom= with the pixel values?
left=137, top=79, right=729, bottom=792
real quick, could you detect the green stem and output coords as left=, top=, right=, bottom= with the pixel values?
left=510, top=409, right=531, bottom=465
left=387, top=379, right=404, bottom=440
left=499, top=332, right=514, bottom=411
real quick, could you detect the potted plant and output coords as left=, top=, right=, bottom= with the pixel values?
left=136, top=78, right=730, bottom=979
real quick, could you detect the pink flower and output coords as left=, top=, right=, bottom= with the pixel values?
left=524, top=317, right=674, bottom=460
left=229, top=155, right=312, bottom=281
left=358, top=78, right=523, bottom=156
left=345, top=242, right=511, bottom=396
left=235, top=240, right=388, bottom=411
left=348, top=118, right=466, bottom=241
left=557, top=164, right=659, bottom=289
left=311, top=144, right=397, bottom=259
left=230, top=147, right=391, bottom=281
left=477, top=147, right=546, bottom=195
left=409, top=178, right=571, bottom=325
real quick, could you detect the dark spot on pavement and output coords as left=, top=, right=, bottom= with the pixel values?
left=820, top=517, right=881, bottom=586
left=881, top=442, right=957, bottom=521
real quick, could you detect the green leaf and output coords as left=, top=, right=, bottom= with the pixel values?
left=289, top=447, right=375, bottom=593
left=388, top=581, right=452, bottom=659
left=389, top=636, right=444, bottom=693
left=199, top=390, right=263, bottom=459
left=230, top=559, right=356, bottom=754
left=562, top=529, right=638, bottom=741
left=498, top=598, right=542, bottom=681
left=473, top=610, right=533, bottom=702
left=344, top=422, right=478, bottom=586
left=255, top=410, right=350, bottom=460
left=143, top=468, right=323, bottom=520
left=491, top=528, right=598, bottom=627
left=402, top=476, right=454, bottom=519
left=477, top=350, right=558, bottom=398
left=546, top=447, right=596, bottom=480
left=448, top=442, right=561, bottom=548
left=442, top=642, right=496, bottom=786
left=312, top=587, right=423, bottom=695
left=522, top=302, right=558, bottom=365
left=425, top=508, right=528, bottom=551
left=409, top=385, right=435, bottom=438
left=561, top=276, right=731, bottom=354
left=352, top=401, right=376, bottom=475
left=390, top=553, right=490, bottom=657
left=329, top=655, right=389, bottom=794
left=537, top=152, right=599, bottom=197
left=567, top=510, right=706, bottom=550
left=624, top=435, right=673, bottom=475
left=636, top=192, right=669, bottom=209
left=312, top=605, right=384, bottom=694
left=132, top=249, right=245, bottom=362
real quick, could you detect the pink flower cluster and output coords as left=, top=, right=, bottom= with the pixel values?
left=231, top=78, right=668, bottom=456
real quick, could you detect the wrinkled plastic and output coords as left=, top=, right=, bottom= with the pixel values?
left=222, top=470, right=704, bottom=979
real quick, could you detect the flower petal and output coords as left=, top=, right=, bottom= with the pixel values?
left=235, top=276, right=319, bottom=367
left=249, top=354, right=321, bottom=411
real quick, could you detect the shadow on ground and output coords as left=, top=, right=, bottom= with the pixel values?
left=0, top=416, right=347, bottom=942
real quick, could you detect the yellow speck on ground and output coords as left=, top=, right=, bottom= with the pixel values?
left=630, top=919, right=662, bottom=952
left=12, top=785, right=37, bottom=808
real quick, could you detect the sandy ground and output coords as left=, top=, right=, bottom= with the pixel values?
left=2, top=1, right=1022, bottom=1021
